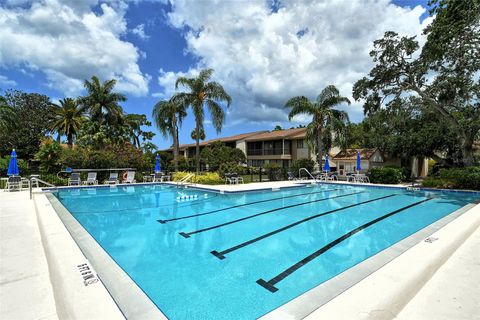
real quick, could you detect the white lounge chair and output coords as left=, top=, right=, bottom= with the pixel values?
left=104, top=172, right=119, bottom=185
left=123, top=171, right=136, bottom=184
left=6, top=176, right=22, bottom=191
left=68, top=173, right=81, bottom=186
left=83, top=172, right=98, bottom=185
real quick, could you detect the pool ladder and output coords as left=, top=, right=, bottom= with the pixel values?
left=299, top=168, right=317, bottom=183
left=176, top=173, right=195, bottom=188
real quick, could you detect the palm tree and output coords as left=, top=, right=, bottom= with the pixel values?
left=152, top=98, right=187, bottom=172
left=79, top=76, right=126, bottom=125
left=285, top=85, right=350, bottom=169
left=0, top=95, right=16, bottom=134
left=50, top=98, right=84, bottom=147
left=173, top=69, right=231, bottom=173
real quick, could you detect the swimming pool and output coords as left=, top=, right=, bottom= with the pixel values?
left=53, top=183, right=479, bottom=319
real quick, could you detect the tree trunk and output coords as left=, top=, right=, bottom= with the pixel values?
left=172, top=115, right=179, bottom=172
left=460, top=133, right=475, bottom=167
left=316, top=124, right=323, bottom=171
left=67, top=133, right=73, bottom=148
left=195, top=122, right=200, bottom=174
left=56, top=134, right=61, bottom=143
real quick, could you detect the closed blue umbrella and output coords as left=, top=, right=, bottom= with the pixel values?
left=356, top=151, right=361, bottom=172
left=7, top=149, right=19, bottom=176
left=323, top=154, right=330, bottom=172
left=155, top=154, right=161, bottom=173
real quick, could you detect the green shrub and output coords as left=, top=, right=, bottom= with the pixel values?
left=291, top=158, right=315, bottom=177
left=39, top=173, right=68, bottom=186
left=34, top=139, right=63, bottom=173
left=218, top=163, right=246, bottom=176
left=172, top=171, right=223, bottom=185
left=423, top=167, right=480, bottom=190
left=368, top=167, right=405, bottom=184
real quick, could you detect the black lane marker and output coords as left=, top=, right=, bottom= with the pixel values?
left=210, top=194, right=397, bottom=260
left=158, top=188, right=342, bottom=224
left=179, top=191, right=364, bottom=238
left=256, top=197, right=433, bottom=292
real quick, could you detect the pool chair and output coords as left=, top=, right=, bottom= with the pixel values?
left=83, top=172, right=98, bottom=185
left=123, top=171, right=136, bottom=184
left=287, top=172, right=297, bottom=181
left=6, top=176, right=22, bottom=191
left=153, top=172, right=171, bottom=182
left=104, top=172, right=119, bottom=185
left=68, top=173, right=81, bottom=186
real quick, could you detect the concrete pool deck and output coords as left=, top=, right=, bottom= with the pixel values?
left=1, top=182, right=479, bottom=320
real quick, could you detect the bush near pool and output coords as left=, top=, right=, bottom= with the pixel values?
left=367, top=167, right=405, bottom=184
left=172, top=172, right=224, bottom=185
left=422, top=167, right=480, bottom=190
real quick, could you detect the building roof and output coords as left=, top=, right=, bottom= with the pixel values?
left=245, top=128, right=307, bottom=141
left=332, top=148, right=378, bottom=160
left=165, top=130, right=268, bottom=151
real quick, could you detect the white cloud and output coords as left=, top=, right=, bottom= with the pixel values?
left=131, top=23, right=150, bottom=40
left=0, top=74, right=17, bottom=87
left=161, top=0, right=432, bottom=124
left=0, top=0, right=150, bottom=96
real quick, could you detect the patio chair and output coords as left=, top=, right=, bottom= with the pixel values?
left=287, top=172, right=297, bottom=181
left=225, top=173, right=236, bottom=184
left=68, top=173, right=81, bottom=186
left=104, top=172, right=119, bottom=185
left=123, top=171, right=136, bottom=184
left=83, top=172, right=98, bottom=185
left=231, top=173, right=243, bottom=184
left=6, top=176, right=22, bottom=191
left=153, top=172, right=165, bottom=182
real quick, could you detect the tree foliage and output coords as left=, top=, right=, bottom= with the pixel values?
left=200, top=141, right=246, bottom=171
left=174, top=68, right=232, bottom=173
left=0, top=90, right=53, bottom=158
left=50, top=98, right=84, bottom=147
left=152, top=98, right=187, bottom=171
left=285, top=85, right=350, bottom=169
left=353, top=0, right=480, bottom=166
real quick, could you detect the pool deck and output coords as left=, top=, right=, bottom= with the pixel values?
left=1, top=182, right=479, bottom=320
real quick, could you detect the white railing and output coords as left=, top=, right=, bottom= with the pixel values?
left=176, top=173, right=195, bottom=187
left=299, top=168, right=317, bottom=183
left=30, top=177, right=56, bottom=199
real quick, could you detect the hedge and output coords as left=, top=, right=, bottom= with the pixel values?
left=172, top=171, right=224, bottom=185
left=422, top=167, right=480, bottom=190
left=367, top=167, right=405, bottom=184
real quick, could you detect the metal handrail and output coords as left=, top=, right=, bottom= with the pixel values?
left=299, top=168, right=317, bottom=183
left=30, top=177, right=56, bottom=199
left=177, top=173, right=194, bottom=187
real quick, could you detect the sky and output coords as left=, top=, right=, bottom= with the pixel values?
left=0, top=0, right=432, bottom=150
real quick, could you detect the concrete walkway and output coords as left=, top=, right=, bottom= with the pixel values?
left=0, top=191, right=58, bottom=320
left=397, top=225, right=480, bottom=320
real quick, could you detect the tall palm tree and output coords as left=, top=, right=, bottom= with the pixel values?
left=173, top=69, right=231, bottom=173
left=285, top=85, right=350, bottom=169
left=0, top=95, right=16, bottom=134
left=79, top=76, right=126, bottom=125
left=50, top=98, right=84, bottom=147
left=152, top=98, right=187, bottom=172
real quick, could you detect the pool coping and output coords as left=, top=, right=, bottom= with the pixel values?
left=43, top=193, right=168, bottom=320
left=39, top=181, right=480, bottom=319
left=260, top=201, right=480, bottom=320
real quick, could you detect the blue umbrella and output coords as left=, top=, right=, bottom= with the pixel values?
left=155, top=154, right=161, bottom=173
left=323, top=154, right=330, bottom=172
left=7, top=149, right=19, bottom=176
left=356, top=151, right=362, bottom=172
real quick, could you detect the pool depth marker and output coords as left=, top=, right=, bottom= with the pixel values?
left=158, top=188, right=342, bottom=224
left=256, top=197, right=433, bottom=292
left=210, top=194, right=397, bottom=260
left=179, top=191, right=364, bottom=238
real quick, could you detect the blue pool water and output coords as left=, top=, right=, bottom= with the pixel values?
left=54, top=184, right=479, bottom=319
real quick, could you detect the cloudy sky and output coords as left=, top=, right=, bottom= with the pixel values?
left=0, top=0, right=431, bottom=149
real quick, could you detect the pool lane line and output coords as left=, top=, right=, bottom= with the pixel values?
left=256, top=197, right=433, bottom=292
left=157, top=188, right=343, bottom=224
left=178, top=191, right=364, bottom=238
left=210, top=194, right=398, bottom=260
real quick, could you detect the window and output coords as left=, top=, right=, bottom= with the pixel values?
left=297, top=139, right=305, bottom=148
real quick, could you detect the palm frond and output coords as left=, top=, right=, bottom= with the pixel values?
left=206, top=99, right=225, bottom=132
